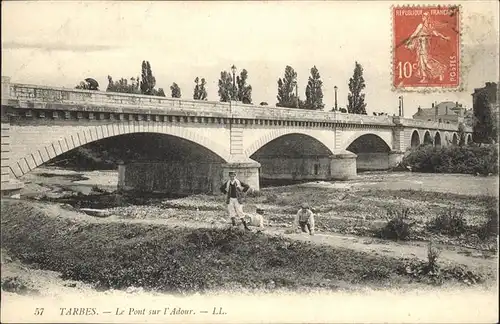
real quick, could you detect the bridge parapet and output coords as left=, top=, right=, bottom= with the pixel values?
left=392, top=116, right=468, bottom=132
left=3, top=79, right=467, bottom=132
left=5, top=81, right=395, bottom=126
left=231, top=102, right=394, bottom=125
left=5, top=81, right=231, bottom=114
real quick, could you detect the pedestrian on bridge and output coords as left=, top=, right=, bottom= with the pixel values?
left=294, top=203, right=315, bottom=235
left=220, top=171, right=251, bottom=230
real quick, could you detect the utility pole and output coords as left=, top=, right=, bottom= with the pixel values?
left=334, top=85, right=338, bottom=111
left=231, top=65, right=237, bottom=101
left=295, top=83, right=299, bottom=108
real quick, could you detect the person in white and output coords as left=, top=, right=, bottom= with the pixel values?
left=294, top=203, right=315, bottom=235
left=220, top=171, right=251, bottom=230
left=243, top=209, right=265, bottom=229
left=405, top=11, right=450, bottom=83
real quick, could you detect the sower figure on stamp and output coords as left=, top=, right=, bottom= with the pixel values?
left=405, top=11, right=450, bottom=83
left=220, top=171, right=251, bottom=230
left=294, top=203, right=315, bottom=235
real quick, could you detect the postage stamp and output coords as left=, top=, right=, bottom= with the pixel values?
left=392, top=5, right=461, bottom=91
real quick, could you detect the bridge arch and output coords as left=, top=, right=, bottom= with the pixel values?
left=248, top=132, right=335, bottom=182
left=423, top=131, right=433, bottom=145
left=410, top=130, right=420, bottom=148
left=467, top=134, right=472, bottom=144
left=345, top=133, right=391, bottom=153
left=346, top=133, right=392, bottom=171
left=452, top=133, right=458, bottom=145
left=434, top=131, right=442, bottom=147
left=245, top=129, right=333, bottom=157
left=9, top=123, right=230, bottom=178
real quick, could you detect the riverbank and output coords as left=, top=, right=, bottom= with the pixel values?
left=1, top=167, right=498, bottom=322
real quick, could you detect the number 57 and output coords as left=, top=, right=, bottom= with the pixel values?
left=34, top=308, right=44, bottom=316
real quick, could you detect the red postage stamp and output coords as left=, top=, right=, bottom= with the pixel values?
left=392, top=5, right=461, bottom=90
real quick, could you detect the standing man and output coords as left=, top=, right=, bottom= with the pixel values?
left=220, top=171, right=251, bottom=230
left=294, top=203, right=315, bottom=235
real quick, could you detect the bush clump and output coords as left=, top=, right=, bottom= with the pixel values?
left=427, top=206, right=468, bottom=236
left=399, top=242, right=485, bottom=285
left=475, top=202, right=499, bottom=239
left=401, top=144, right=498, bottom=175
left=1, top=276, right=39, bottom=295
left=377, top=206, right=415, bottom=241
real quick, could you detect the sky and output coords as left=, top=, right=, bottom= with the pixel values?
left=2, top=1, right=499, bottom=117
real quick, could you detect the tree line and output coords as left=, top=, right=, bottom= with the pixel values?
left=75, top=60, right=368, bottom=114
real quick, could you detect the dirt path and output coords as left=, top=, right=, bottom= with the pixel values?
left=159, top=218, right=498, bottom=273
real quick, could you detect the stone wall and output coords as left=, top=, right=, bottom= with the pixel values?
left=118, top=162, right=223, bottom=195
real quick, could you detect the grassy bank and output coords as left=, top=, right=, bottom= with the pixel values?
left=1, top=199, right=492, bottom=294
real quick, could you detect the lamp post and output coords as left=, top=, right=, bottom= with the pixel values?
left=398, top=95, right=404, bottom=116
left=295, top=82, right=299, bottom=108
left=334, top=85, right=338, bottom=111
left=231, top=65, right=237, bottom=101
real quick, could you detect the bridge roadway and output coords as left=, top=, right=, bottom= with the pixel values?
left=0, top=76, right=472, bottom=197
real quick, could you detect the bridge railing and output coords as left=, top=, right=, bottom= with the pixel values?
left=4, top=80, right=464, bottom=130
left=393, top=116, right=464, bottom=131
left=7, top=82, right=232, bottom=114
left=231, top=103, right=395, bottom=125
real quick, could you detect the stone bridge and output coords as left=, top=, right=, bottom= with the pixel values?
left=0, top=76, right=472, bottom=196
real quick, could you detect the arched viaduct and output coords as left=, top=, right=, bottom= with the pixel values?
left=0, top=77, right=472, bottom=196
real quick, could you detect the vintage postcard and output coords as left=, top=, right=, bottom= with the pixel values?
left=1, top=1, right=499, bottom=323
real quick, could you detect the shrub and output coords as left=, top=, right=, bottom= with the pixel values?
left=402, top=145, right=498, bottom=175
left=378, top=206, right=414, bottom=241
left=427, top=206, right=467, bottom=236
left=426, top=242, right=440, bottom=273
left=476, top=202, right=499, bottom=239
left=1, top=276, right=38, bottom=295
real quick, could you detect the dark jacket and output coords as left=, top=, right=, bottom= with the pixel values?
left=220, top=179, right=250, bottom=204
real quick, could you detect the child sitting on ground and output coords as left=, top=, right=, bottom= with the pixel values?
left=243, top=208, right=265, bottom=229
left=294, top=203, right=315, bottom=235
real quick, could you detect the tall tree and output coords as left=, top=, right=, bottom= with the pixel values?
left=304, top=66, right=324, bottom=110
left=473, top=91, right=496, bottom=144
left=236, top=69, right=252, bottom=104
left=276, top=65, right=298, bottom=108
left=193, top=77, right=208, bottom=100
left=75, top=78, right=99, bottom=91
left=75, top=81, right=91, bottom=90
left=347, top=61, right=367, bottom=114
left=140, top=60, right=156, bottom=95
left=154, top=88, right=166, bottom=97
left=106, top=75, right=140, bottom=94
left=218, top=71, right=233, bottom=102
left=170, top=83, right=181, bottom=98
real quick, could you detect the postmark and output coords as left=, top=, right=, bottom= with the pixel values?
left=392, top=5, right=461, bottom=91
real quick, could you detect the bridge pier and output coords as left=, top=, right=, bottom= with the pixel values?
left=354, top=150, right=405, bottom=171
left=117, top=157, right=261, bottom=195
left=255, top=150, right=357, bottom=181
left=329, top=150, right=357, bottom=180
left=222, top=157, right=261, bottom=192
left=388, top=150, right=405, bottom=168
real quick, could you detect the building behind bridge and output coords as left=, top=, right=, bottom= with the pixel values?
left=412, top=101, right=472, bottom=126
